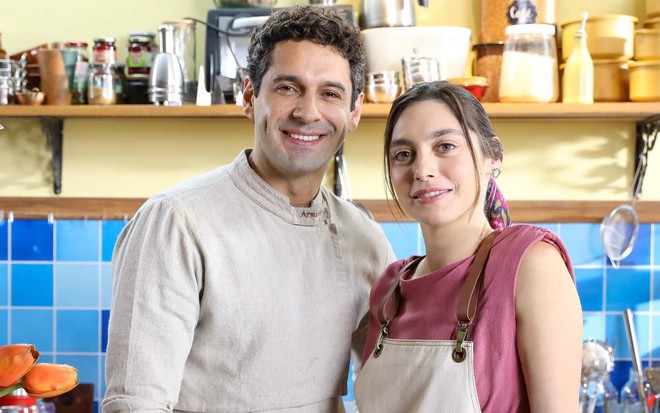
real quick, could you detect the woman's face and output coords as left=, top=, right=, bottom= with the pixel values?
left=388, top=99, right=495, bottom=228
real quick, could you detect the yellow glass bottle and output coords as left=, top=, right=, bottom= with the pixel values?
left=562, top=13, right=594, bottom=103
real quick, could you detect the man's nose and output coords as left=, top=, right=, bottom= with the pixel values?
left=293, top=93, right=322, bottom=122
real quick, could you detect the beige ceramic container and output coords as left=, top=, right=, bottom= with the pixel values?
left=629, top=60, right=660, bottom=101
left=635, top=29, right=660, bottom=60
left=593, top=60, right=630, bottom=102
left=645, top=17, right=660, bottom=28
left=648, top=0, right=660, bottom=18
left=560, top=15, right=638, bottom=62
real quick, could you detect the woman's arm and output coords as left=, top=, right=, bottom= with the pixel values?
left=516, top=241, right=583, bottom=413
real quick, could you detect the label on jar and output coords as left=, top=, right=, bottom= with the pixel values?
left=94, top=49, right=116, bottom=64
left=127, top=50, right=153, bottom=68
left=506, top=0, right=538, bottom=24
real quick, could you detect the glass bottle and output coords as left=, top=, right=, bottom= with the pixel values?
left=621, top=369, right=652, bottom=413
left=562, top=13, right=594, bottom=103
left=499, top=23, right=559, bottom=103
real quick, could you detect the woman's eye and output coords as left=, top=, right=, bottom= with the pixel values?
left=392, top=150, right=412, bottom=163
left=436, top=143, right=456, bottom=152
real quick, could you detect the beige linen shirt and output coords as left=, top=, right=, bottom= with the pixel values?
left=103, top=151, right=395, bottom=413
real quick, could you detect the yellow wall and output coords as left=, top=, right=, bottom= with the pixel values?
left=0, top=0, right=657, bottom=200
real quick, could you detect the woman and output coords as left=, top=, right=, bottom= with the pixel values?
left=354, top=81, right=582, bottom=412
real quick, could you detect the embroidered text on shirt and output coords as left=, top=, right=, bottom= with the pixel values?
left=301, top=211, right=322, bottom=218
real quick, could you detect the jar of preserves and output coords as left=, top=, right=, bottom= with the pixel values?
left=126, top=31, right=156, bottom=78
left=88, top=63, right=117, bottom=105
left=499, top=23, right=559, bottom=103
left=64, top=42, right=89, bottom=62
left=93, top=37, right=117, bottom=64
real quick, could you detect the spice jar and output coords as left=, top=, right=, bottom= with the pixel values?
left=126, top=32, right=156, bottom=78
left=64, top=42, right=89, bottom=62
left=472, top=42, right=504, bottom=102
left=88, top=63, right=117, bottom=105
left=93, top=37, right=117, bottom=64
left=499, top=24, right=559, bottom=103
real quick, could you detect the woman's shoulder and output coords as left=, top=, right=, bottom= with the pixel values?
left=372, top=256, right=421, bottom=293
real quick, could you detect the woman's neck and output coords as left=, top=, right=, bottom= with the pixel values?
left=421, top=220, right=493, bottom=273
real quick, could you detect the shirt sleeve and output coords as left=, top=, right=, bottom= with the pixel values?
left=103, top=197, right=202, bottom=413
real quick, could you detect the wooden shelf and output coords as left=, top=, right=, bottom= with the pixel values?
left=0, top=102, right=658, bottom=121
left=2, top=197, right=660, bottom=223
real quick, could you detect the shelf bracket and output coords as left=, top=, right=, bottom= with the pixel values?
left=40, top=116, right=64, bottom=195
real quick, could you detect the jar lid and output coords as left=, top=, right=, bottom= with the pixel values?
left=65, top=41, right=88, bottom=48
left=0, top=389, right=37, bottom=407
left=505, top=24, right=555, bottom=36
left=128, top=31, right=156, bottom=38
left=472, top=41, right=505, bottom=49
left=161, top=19, right=195, bottom=27
left=94, top=37, right=116, bottom=43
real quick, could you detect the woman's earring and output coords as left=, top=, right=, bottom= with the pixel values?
left=492, top=168, right=501, bottom=178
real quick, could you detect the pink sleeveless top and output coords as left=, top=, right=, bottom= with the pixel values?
left=362, top=225, right=575, bottom=412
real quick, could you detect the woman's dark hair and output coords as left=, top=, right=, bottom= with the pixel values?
left=247, top=6, right=366, bottom=110
left=383, top=81, right=503, bottom=215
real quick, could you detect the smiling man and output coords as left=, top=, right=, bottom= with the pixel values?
left=103, top=6, right=395, bottom=413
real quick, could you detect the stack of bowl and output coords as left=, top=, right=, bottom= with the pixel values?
left=364, top=70, right=401, bottom=104
left=560, top=14, right=637, bottom=102
left=630, top=0, right=660, bottom=101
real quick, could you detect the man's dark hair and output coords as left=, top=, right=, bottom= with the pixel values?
left=247, top=6, right=366, bottom=110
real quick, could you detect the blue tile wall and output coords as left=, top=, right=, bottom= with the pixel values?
left=0, top=218, right=658, bottom=406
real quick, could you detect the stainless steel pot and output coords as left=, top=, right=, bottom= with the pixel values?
left=359, top=0, right=429, bottom=29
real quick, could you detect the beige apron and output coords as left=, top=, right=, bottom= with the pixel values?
left=354, top=232, right=500, bottom=413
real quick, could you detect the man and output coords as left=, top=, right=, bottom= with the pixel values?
left=103, top=6, right=395, bottom=413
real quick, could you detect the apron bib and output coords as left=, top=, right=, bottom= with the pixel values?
left=354, top=232, right=500, bottom=413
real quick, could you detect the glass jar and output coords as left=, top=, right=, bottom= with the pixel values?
left=499, top=23, right=559, bottom=102
left=93, top=37, right=117, bottom=64
left=621, top=369, right=652, bottom=413
left=126, top=32, right=156, bottom=78
left=64, top=41, right=89, bottom=62
left=88, top=63, right=117, bottom=105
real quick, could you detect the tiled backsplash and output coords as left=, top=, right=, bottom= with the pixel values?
left=0, top=218, right=658, bottom=409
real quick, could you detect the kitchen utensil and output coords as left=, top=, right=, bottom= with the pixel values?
left=365, top=71, right=400, bottom=103
left=635, top=29, right=660, bottom=61
left=447, top=76, right=489, bottom=101
left=359, top=0, right=428, bottom=29
left=334, top=146, right=374, bottom=220
left=624, top=309, right=650, bottom=413
left=601, top=153, right=645, bottom=268
left=472, top=42, right=504, bottom=103
left=161, top=19, right=196, bottom=103
left=196, top=65, right=211, bottom=106
left=593, top=59, right=629, bottom=102
left=560, top=14, right=638, bottom=62
left=148, top=25, right=185, bottom=106
left=629, top=60, right=660, bottom=102
left=37, top=49, right=72, bottom=105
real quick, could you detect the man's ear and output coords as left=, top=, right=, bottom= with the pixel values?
left=349, top=92, right=364, bottom=132
left=243, top=77, right=255, bottom=120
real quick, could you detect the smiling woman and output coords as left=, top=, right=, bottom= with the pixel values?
left=354, top=81, right=583, bottom=413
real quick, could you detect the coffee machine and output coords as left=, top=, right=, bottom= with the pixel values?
left=204, top=5, right=355, bottom=104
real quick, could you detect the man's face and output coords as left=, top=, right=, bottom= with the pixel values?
left=243, top=40, right=363, bottom=191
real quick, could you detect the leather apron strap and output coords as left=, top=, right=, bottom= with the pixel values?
left=452, top=230, right=500, bottom=362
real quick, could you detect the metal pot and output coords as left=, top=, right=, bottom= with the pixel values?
left=359, top=0, right=429, bottom=29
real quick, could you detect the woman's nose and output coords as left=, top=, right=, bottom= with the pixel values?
left=413, top=158, right=436, bottom=181
left=292, top=94, right=322, bottom=122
